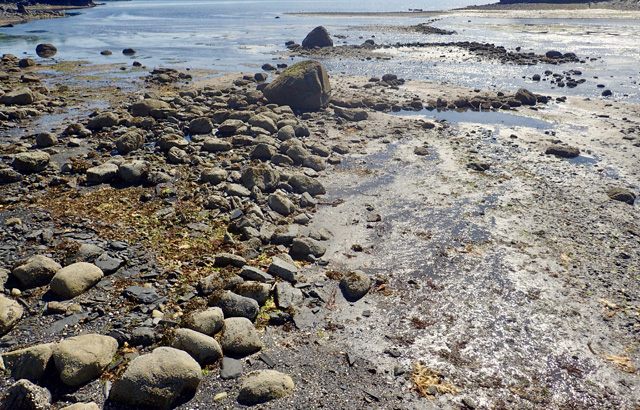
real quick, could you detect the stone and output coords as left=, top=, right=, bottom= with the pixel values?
left=118, top=160, right=148, bottom=185
left=234, top=282, right=271, bottom=305
left=288, top=173, right=326, bottom=196
left=166, top=146, right=190, bottom=164
left=115, top=130, right=144, bottom=154
left=2, top=343, right=53, bottom=382
left=130, top=327, right=157, bottom=346
left=514, top=88, right=537, bottom=106
left=12, top=255, right=61, bottom=289
left=237, top=370, right=295, bottom=405
left=171, top=328, right=223, bottom=365
left=607, top=188, right=636, bottom=205
left=545, top=144, right=580, bottom=158
left=267, top=257, right=298, bottom=282
left=212, top=291, right=259, bottom=320
left=130, top=99, right=170, bottom=117
left=19, top=58, right=36, bottom=68
left=214, top=252, right=247, bottom=268
left=86, top=162, right=119, bottom=185
left=239, top=266, right=274, bottom=283
left=218, top=119, right=245, bottom=135
left=290, top=237, right=326, bottom=261
left=1, top=379, right=51, bottom=410
left=250, top=143, right=276, bottom=160
left=1, top=88, right=35, bottom=105
left=202, top=137, right=232, bottom=152
left=49, top=262, right=104, bottom=299
left=184, top=307, right=224, bottom=336
left=220, top=357, right=242, bottom=379
left=263, top=60, right=331, bottom=111
left=302, top=26, right=333, bottom=49
left=334, top=106, right=368, bottom=122
left=52, top=334, right=118, bottom=386
left=123, top=285, right=160, bottom=304
left=340, top=271, right=372, bottom=302
left=249, top=114, right=278, bottom=134
left=268, top=191, right=295, bottom=216
left=275, top=282, right=303, bottom=310
left=35, top=132, right=57, bottom=148
left=87, top=112, right=119, bottom=131
left=12, top=151, right=50, bottom=174
left=0, top=167, right=23, bottom=184
left=200, top=168, right=227, bottom=185
left=109, top=347, right=202, bottom=410
left=122, top=48, right=136, bottom=55
left=0, top=295, right=23, bottom=336
left=36, top=43, right=57, bottom=58
left=240, top=165, right=280, bottom=192
left=277, top=125, right=296, bottom=141
left=189, top=117, right=213, bottom=135
left=60, top=403, right=100, bottom=410
left=220, top=317, right=262, bottom=357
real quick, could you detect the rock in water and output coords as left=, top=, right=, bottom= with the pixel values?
left=302, top=26, right=333, bottom=49
left=262, top=60, right=331, bottom=112
left=514, top=88, right=537, bottom=106
left=36, top=43, right=57, bottom=58
left=109, top=347, right=202, bottom=409
left=237, top=370, right=295, bottom=405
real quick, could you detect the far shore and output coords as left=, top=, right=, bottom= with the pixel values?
left=0, top=3, right=96, bottom=28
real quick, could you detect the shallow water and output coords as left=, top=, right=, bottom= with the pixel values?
left=1, top=0, right=638, bottom=102
left=397, top=108, right=554, bottom=129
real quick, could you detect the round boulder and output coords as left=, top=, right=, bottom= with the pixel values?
left=302, top=26, right=333, bottom=49
left=220, top=317, right=262, bottom=357
left=49, top=262, right=104, bottom=300
left=52, top=334, right=118, bottom=386
left=171, top=328, right=223, bottom=365
left=36, top=43, right=57, bottom=58
left=238, top=370, right=295, bottom=405
left=11, top=255, right=61, bottom=288
left=108, top=347, right=202, bottom=409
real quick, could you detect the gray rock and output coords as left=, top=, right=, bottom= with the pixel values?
left=250, top=143, right=276, bottom=160
left=52, top=334, right=118, bottom=386
left=0, top=167, right=23, bottom=184
left=36, top=43, right=58, bottom=58
left=1, top=379, right=51, bottom=410
left=75, top=244, right=104, bottom=263
left=171, top=328, right=223, bottom=365
left=0, top=295, right=24, bottom=336
left=184, top=307, right=224, bottom=336
left=109, top=347, right=202, bottom=410
left=226, top=183, right=251, bottom=197
left=86, top=163, right=119, bottom=185
left=130, top=99, right=170, bottom=117
left=115, top=130, right=144, bottom=154
left=220, top=357, right=242, bottom=379
left=607, top=188, right=636, bottom=205
left=234, top=282, right=271, bottom=305
left=220, top=317, right=262, bottom=357
left=267, top=257, right=298, bottom=282
left=166, top=146, right=190, bottom=164
left=35, top=132, right=57, bottom=148
left=212, top=291, right=259, bottom=320
left=2, top=343, right=53, bottom=382
left=340, top=271, right=371, bottom=302
left=237, top=370, right=295, bottom=405
left=60, top=403, right=100, bottom=410
left=49, top=262, right=104, bottom=300
left=239, top=266, right=274, bottom=283
left=268, top=191, right=295, bottom=216
left=290, top=237, right=326, bottom=261
left=202, top=137, right=232, bottom=152
left=263, top=60, right=331, bottom=112
left=12, top=255, right=61, bottom=289
left=123, top=285, right=160, bottom=304
left=276, top=125, right=295, bottom=141
left=118, top=160, right=148, bottom=185
left=87, top=112, right=119, bottom=131
left=214, top=253, right=247, bottom=268
left=302, top=26, right=333, bottom=49
left=275, top=282, right=303, bottom=310
left=130, top=327, right=157, bottom=346
left=248, top=114, right=278, bottom=134
left=200, top=168, right=227, bottom=185
left=94, top=253, right=124, bottom=274
left=240, top=165, right=280, bottom=192
left=189, top=117, right=213, bottom=134
left=218, top=119, right=245, bottom=135
left=545, top=144, right=580, bottom=158
left=514, top=88, right=537, bottom=106
left=1, top=88, right=35, bottom=105
left=12, top=151, right=50, bottom=174
left=288, top=173, right=326, bottom=196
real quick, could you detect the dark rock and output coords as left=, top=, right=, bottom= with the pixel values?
left=36, top=43, right=57, bottom=58
left=263, top=60, right=331, bottom=111
left=607, top=188, right=636, bottom=205
left=302, top=26, right=333, bottom=49
left=545, top=144, right=580, bottom=158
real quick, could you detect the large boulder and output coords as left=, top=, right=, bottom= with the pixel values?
left=219, top=317, right=262, bottom=357
left=302, top=26, right=333, bottom=49
left=12, top=255, right=61, bottom=289
left=12, top=151, right=50, bottom=174
left=108, top=347, right=202, bottom=409
left=237, top=370, right=295, bottom=405
left=0, top=295, right=23, bottom=336
left=170, top=328, right=223, bottom=365
left=52, top=334, right=118, bottom=386
left=36, top=43, right=57, bottom=58
left=2, top=343, right=54, bottom=382
left=49, top=262, right=104, bottom=299
left=262, top=61, right=331, bottom=112
left=1, top=88, right=35, bottom=106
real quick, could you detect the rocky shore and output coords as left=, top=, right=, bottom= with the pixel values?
left=0, top=19, right=639, bottom=410
left=0, top=1, right=94, bottom=27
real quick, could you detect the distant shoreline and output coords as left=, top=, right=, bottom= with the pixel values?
left=0, top=3, right=97, bottom=28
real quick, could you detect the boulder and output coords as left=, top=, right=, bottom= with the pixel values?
left=12, top=151, right=50, bottom=174
left=237, top=370, right=295, bottom=405
left=340, top=271, right=371, bottom=302
left=109, top=347, right=202, bottom=410
left=130, top=99, right=170, bottom=117
left=267, top=257, right=298, bottom=282
left=36, top=43, right=57, bottom=58
left=220, top=317, right=262, bottom=357
left=1, top=379, right=51, bottom=410
left=212, top=291, right=259, bottom=320
left=115, top=130, right=144, bottom=154
left=49, top=262, right=104, bottom=299
left=171, top=328, right=223, bottom=365
left=288, top=173, right=326, bottom=196
left=234, top=282, right=271, bottom=305
left=302, top=26, right=333, bottom=49
left=545, top=144, right=580, bottom=158
left=202, top=137, right=232, bottom=152
left=268, top=191, right=295, bottom=216
left=263, top=61, right=331, bottom=111
left=118, top=160, right=149, bottom=185
left=12, top=255, right=61, bottom=289
left=514, top=88, right=537, bottom=106
left=240, top=165, right=280, bottom=192
left=189, top=117, right=213, bottom=135
left=60, top=403, right=100, bottom=410
left=52, top=334, right=118, bottom=386
left=2, top=343, right=53, bottom=382
left=184, top=307, right=224, bottom=336
left=1, top=88, right=35, bottom=106
left=248, top=114, right=278, bottom=134
left=0, top=295, right=23, bottom=336
left=86, top=162, right=119, bottom=185
left=35, top=132, right=58, bottom=148
left=87, top=112, right=119, bottom=131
